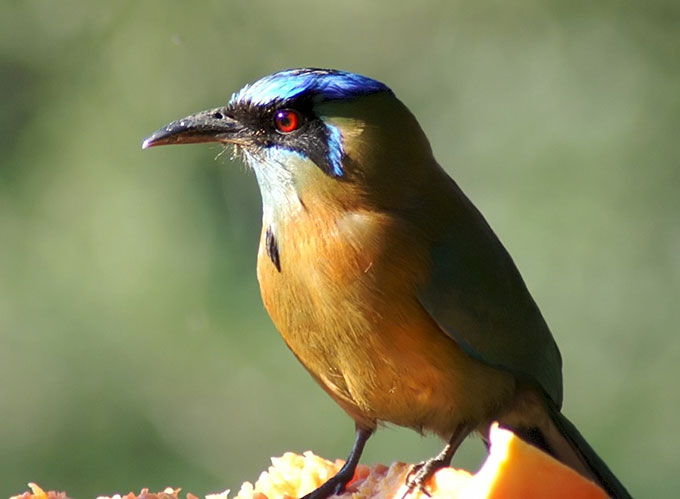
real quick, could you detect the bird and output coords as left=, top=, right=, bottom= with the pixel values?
left=142, top=68, right=631, bottom=499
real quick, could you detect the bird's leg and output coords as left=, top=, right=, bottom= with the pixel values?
left=300, top=426, right=373, bottom=499
left=403, top=425, right=470, bottom=498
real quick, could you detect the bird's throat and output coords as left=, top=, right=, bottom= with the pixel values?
left=248, top=150, right=304, bottom=228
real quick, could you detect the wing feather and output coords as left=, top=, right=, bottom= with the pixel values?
left=417, top=177, right=563, bottom=406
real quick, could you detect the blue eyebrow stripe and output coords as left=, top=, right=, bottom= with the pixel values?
left=231, top=69, right=391, bottom=106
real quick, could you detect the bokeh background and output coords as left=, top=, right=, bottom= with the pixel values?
left=2, top=1, right=678, bottom=497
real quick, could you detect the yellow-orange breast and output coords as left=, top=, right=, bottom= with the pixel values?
left=256, top=205, right=515, bottom=437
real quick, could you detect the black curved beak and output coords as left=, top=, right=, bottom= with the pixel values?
left=142, top=107, right=243, bottom=149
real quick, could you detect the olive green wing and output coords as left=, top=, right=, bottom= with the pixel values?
left=417, top=184, right=563, bottom=406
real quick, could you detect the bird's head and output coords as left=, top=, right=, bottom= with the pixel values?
left=143, top=68, right=439, bottom=220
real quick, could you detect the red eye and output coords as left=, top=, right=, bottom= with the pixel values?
left=274, top=109, right=300, bottom=133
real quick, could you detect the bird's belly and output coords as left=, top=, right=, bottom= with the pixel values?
left=256, top=214, right=515, bottom=436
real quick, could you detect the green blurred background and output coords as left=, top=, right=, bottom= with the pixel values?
left=1, top=1, right=678, bottom=497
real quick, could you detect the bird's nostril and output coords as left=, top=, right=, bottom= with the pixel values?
left=212, top=111, right=224, bottom=119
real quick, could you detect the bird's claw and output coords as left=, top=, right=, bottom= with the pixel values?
left=401, top=458, right=449, bottom=498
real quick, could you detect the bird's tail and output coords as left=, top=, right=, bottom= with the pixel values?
left=534, top=403, right=632, bottom=499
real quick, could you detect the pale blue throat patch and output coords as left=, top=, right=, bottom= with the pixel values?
left=245, top=146, right=304, bottom=225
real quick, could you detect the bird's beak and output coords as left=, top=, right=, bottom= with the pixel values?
left=142, top=107, right=243, bottom=149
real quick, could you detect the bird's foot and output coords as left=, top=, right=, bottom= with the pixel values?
left=299, top=473, right=349, bottom=499
left=300, top=427, right=373, bottom=499
left=401, top=457, right=449, bottom=498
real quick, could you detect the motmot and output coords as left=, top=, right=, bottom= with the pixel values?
left=143, top=68, right=631, bottom=499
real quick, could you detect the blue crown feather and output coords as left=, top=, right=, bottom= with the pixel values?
left=231, top=68, right=391, bottom=106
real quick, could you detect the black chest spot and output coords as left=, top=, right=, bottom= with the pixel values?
left=265, top=226, right=281, bottom=272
